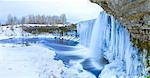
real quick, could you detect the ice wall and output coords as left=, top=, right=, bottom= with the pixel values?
left=77, top=19, right=95, bottom=47
left=77, top=12, right=144, bottom=78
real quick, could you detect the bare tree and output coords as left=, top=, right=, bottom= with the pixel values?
left=21, top=17, right=26, bottom=24
left=13, top=16, right=18, bottom=24
left=60, top=14, right=67, bottom=24
left=5, top=14, right=67, bottom=25
left=6, top=14, right=14, bottom=25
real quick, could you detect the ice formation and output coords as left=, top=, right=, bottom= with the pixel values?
left=77, top=11, right=144, bottom=78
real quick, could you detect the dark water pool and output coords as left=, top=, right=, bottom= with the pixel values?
left=0, top=37, right=100, bottom=78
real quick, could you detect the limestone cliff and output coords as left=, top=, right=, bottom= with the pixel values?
left=90, top=0, right=150, bottom=74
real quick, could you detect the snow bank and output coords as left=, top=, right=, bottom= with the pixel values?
left=0, top=25, right=79, bottom=42
left=0, top=25, right=31, bottom=40
left=0, top=25, right=58, bottom=40
left=0, top=44, right=95, bottom=78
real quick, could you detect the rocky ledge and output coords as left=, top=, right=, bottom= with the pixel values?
left=90, top=0, right=150, bottom=74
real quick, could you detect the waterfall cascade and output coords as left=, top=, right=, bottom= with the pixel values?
left=77, top=12, right=144, bottom=78
left=77, top=19, right=95, bottom=47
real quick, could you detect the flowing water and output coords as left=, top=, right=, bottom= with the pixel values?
left=77, top=12, right=144, bottom=78
left=0, top=37, right=100, bottom=77
left=0, top=12, right=144, bottom=78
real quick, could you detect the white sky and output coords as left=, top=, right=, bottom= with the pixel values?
left=0, top=0, right=103, bottom=23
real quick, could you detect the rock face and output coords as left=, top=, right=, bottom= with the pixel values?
left=90, top=0, right=149, bottom=27
left=90, top=0, right=150, bottom=74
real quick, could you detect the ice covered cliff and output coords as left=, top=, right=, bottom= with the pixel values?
left=77, top=12, right=144, bottom=78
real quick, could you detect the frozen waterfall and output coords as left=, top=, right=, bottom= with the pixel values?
left=77, top=19, right=95, bottom=48
left=77, top=12, right=144, bottom=78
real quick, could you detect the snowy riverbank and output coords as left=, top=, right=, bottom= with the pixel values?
left=0, top=44, right=95, bottom=78
left=0, top=25, right=79, bottom=42
left=0, top=25, right=92, bottom=78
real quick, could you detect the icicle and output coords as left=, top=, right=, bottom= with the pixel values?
left=77, top=11, right=144, bottom=78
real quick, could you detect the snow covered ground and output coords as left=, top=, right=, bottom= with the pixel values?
left=0, top=25, right=54, bottom=40
left=0, top=25, right=96, bottom=78
left=0, top=25, right=79, bottom=41
left=0, top=44, right=95, bottom=78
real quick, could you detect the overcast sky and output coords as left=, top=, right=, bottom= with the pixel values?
left=0, top=0, right=103, bottom=23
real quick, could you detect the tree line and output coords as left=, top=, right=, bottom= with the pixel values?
left=5, top=14, right=67, bottom=25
